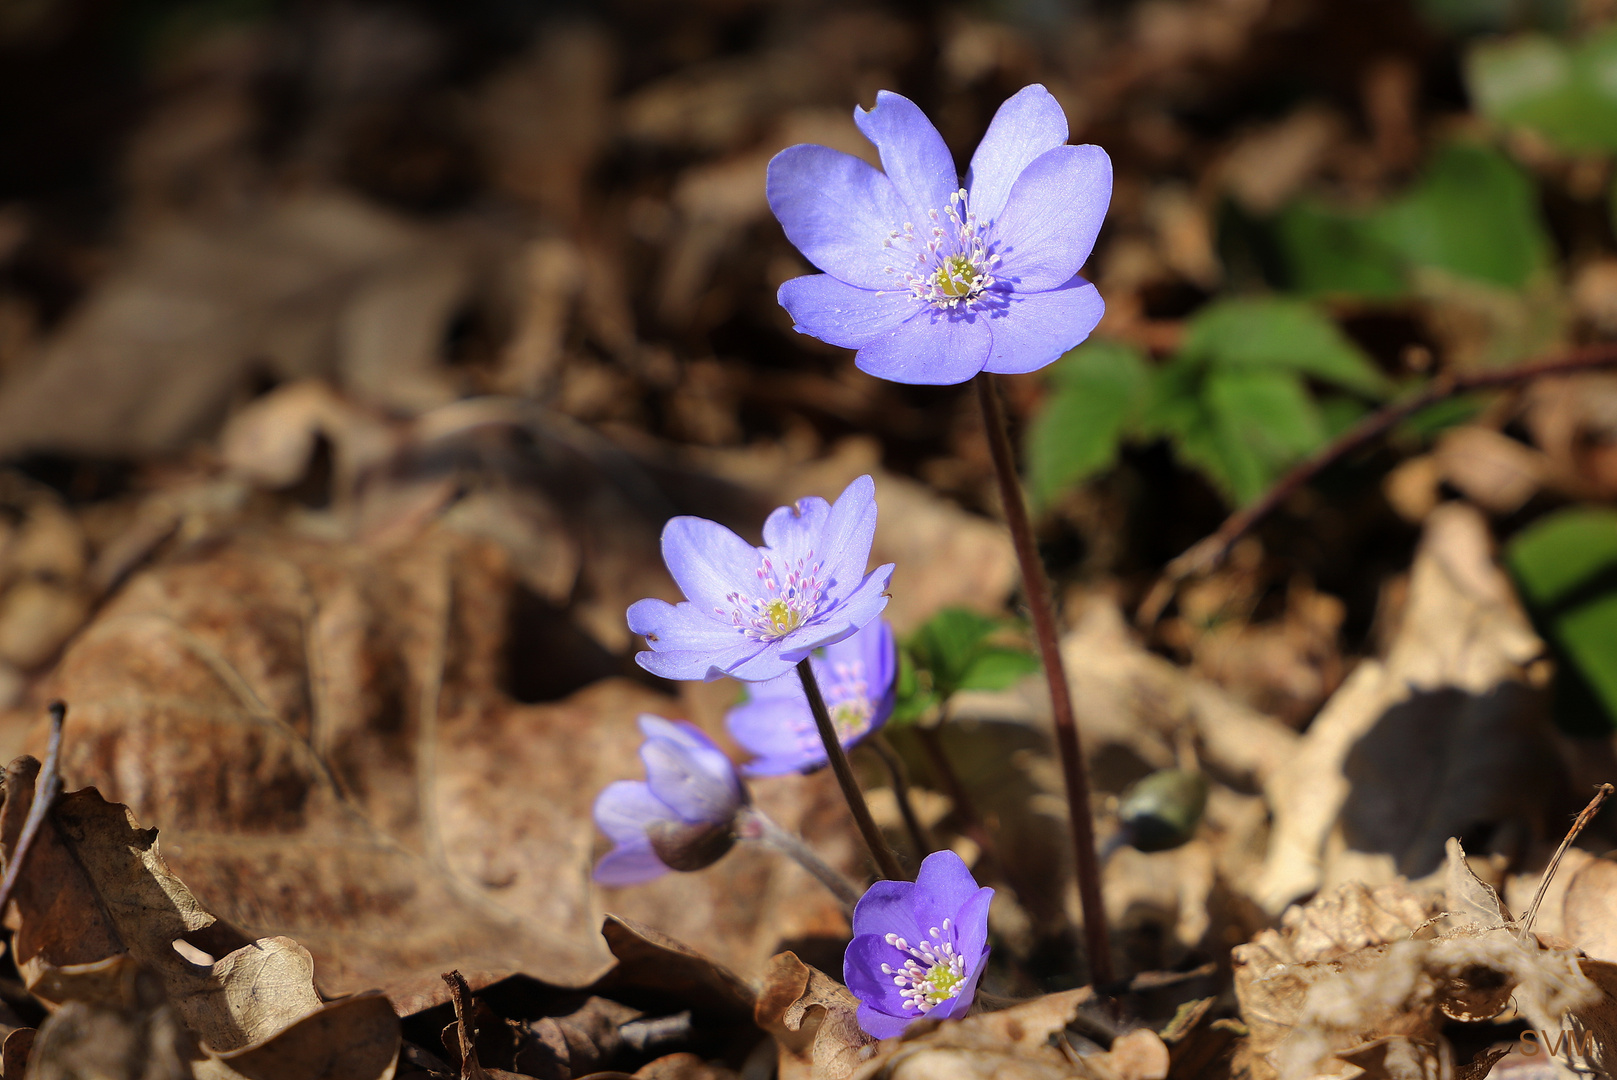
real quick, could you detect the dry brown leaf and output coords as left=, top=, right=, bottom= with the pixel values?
left=847, top=988, right=1092, bottom=1080
left=756, top=952, right=874, bottom=1080
left=1254, top=503, right=1559, bottom=914
left=1563, top=856, right=1617, bottom=963
left=33, top=526, right=856, bottom=1008
left=0, top=1028, right=32, bottom=1080
left=0, top=757, right=401, bottom=1078
left=0, top=194, right=473, bottom=459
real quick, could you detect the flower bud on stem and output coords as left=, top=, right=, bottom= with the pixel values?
left=797, top=659, right=906, bottom=881
left=738, top=806, right=863, bottom=910
left=974, top=374, right=1112, bottom=987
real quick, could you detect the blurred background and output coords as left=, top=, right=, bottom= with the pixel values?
left=6, top=0, right=1617, bottom=726
left=4, top=0, right=1617, bottom=1018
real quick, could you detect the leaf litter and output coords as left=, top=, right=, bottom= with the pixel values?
left=9, top=0, right=1617, bottom=1077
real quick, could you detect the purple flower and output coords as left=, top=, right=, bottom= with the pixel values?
left=627, top=475, right=895, bottom=683
left=844, top=850, right=994, bottom=1038
left=592, top=715, right=747, bottom=886
left=766, top=84, right=1111, bottom=386
left=726, top=619, right=897, bottom=776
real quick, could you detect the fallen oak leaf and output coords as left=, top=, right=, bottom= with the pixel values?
left=35, top=528, right=858, bottom=1007
left=847, top=988, right=1095, bottom=1080
left=0, top=759, right=400, bottom=1076
left=755, top=952, right=873, bottom=1080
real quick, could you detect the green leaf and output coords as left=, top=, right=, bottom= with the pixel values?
left=1026, top=341, right=1152, bottom=506
left=1467, top=27, right=1617, bottom=152
left=1270, top=144, right=1552, bottom=298
left=957, top=648, right=1042, bottom=692
left=1420, top=0, right=1569, bottom=35
left=1506, top=506, right=1617, bottom=604
left=1366, top=143, right=1550, bottom=289
left=1178, top=298, right=1394, bottom=397
left=904, top=608, right=1039, bottom=707
left=1504, top=507, right=1617, bottom=736
left=1273, top=202, right=1407, bottom=299
left=1204, top=369, right=1327, bottom=504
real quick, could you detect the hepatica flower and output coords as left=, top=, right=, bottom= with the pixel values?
left=726, top=619, right=897, bottom=776
left=592, top=715, right=746, bottom=886
left=844, top=850, right=993, bottom=1038
left=767, top=84, right=1112, bottom=385
left=627, top=475, right=894, bottom=682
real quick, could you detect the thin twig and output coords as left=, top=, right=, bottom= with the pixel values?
left=1521, top=783, right=1615, bottom=936
left=0, top=701, right=66, bottom=919
left=742, top=806, right=864, bottom=910
left=1137, top=342, right=1617, bottom=627
left=441, top=969, right=492, bottom=1080
left=868, top=732, right=932, bottom=860
left=976, top=375, right=1113, bottom=986
left=796, top=660, right=905, bottom=880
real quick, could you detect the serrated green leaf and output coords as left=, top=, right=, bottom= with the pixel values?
left=1026, top=341, right=1151, bottom=506
left=957, top=648, right=1042, bottom=692
left=1367, top=143, right=1550, bottom=289
left=1178, top=298, right=1393, bottom=397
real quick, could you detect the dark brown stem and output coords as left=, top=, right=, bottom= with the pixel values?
left=975, top=374, right=1112, bottom=986
left=1137, top=342, right=1617, bottom=626
left=796, top=660, right=905, bottom=881
left=0, top=701, right=65, bottom=919
left=868, top=732, right=932, bottom=860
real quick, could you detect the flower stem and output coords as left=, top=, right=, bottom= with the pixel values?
left=740, top=806, right=863, bottom=911
left=796, top=659, right=906, bottom=881
left=868, top=732, right=932, bottom=860
left=974, top=373, right=1112, bottom=987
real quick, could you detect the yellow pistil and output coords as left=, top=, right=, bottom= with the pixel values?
left=922, top=965, right=964, bottom=1004
left=765, top=599, right=802, bottom=635
left=933, top=255, right=978, bottom=299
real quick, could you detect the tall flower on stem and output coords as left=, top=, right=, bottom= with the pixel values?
left=844, top=850, right=993, bottom=1038
left=627, top=476, right=905, bottom=880
left=766, top=85, right=1115, bottom=982
left=627, top=475, right=893, bottom=683
left=766, top=84, right=1109, bottom=385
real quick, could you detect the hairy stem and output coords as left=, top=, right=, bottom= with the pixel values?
left=742, top=806, right=864, bottom=911
left=975, top=374, right=1112, bottom=986
left=868, top=732, right=933, bottom=860
left=797, top=659, right=905, bottom=881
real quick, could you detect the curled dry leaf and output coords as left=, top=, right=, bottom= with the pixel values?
left=1235, top=843, right=1604, bottom=1080
left=32, top=526, right=856, bottom=1009
left=1255, top=503, right=1559, bottom=914
left=0, top=757, right=401, bottom=1079
left=846, top=987, right=1096, bottom=1080
left=756, top=952, right=874, bottom=1080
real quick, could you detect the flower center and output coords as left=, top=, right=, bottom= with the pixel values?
left=824, top=658, right=873, bottom=741
left=722, top=551, right=826, bottom=642
left=880, top=921, right=967, bottom=1013
left=881, top=188, right=1001, bottom=310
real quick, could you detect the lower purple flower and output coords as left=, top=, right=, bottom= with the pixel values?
left=844, top=850, right=993, bottom=1038
left=592, top=716, right=747, bottom=886
left=725, top=620, right=897, bottom=776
